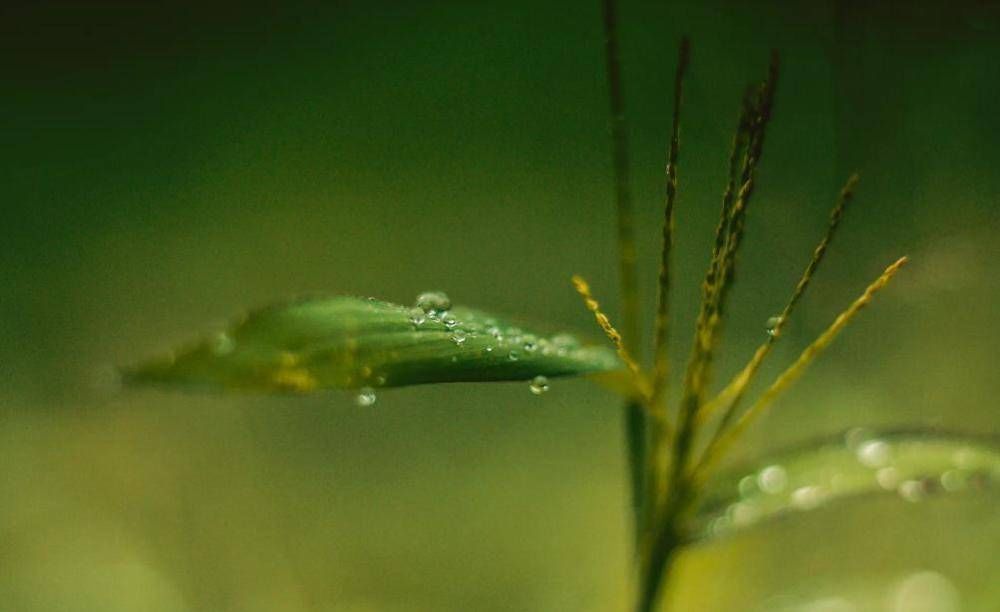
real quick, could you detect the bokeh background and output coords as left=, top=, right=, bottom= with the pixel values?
left=1, top=1, right=998, bottom=610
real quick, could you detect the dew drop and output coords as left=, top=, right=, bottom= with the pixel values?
left=508, top=350, right=520, bottom=361
left=856, top=439, right=892, bottom=468
left=450, top=330, right=467, bottom=346
left=523, top=334, right=538, bottom=353
left=709, top=515, right=732, bottom=537
left=738, top=475, right=758, bottom=498
left=529, top=375, right=550, bottom=395
left=939, top=469, right=966, bottom=492
left=765, top=315, right=784, bottom=337
left=891, top=571, right=960, bottom=612
left=790, top=485, right=826, bottom=510
left=355, top=387, right=376, bottom=407
left=898, top=479, right=927, bottom=503
left=441, top=313, right=460, bottom=330
left=484, top=346, right=494, bottom=353
left=414, top=291, right=451, bottom=314
left=876, top=466, right=901, bottom=490
left=486, top=325, right=503, bottom=340
left=408, top=307, right=426, bottom=327
left=728, top=501, right=759, bottom=526
left=758, top=465, right=788, bottom=494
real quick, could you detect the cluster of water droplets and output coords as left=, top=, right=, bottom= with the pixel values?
left=350, top=291, right=617, bottom=406
left=774, top=569, right=962, bottom=612
left=701, top=428, right=997, bottom=539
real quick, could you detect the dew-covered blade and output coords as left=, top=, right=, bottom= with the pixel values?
left=688, top=429, right=1000, bottom=542
left=122, top=296, right=622, bottom=393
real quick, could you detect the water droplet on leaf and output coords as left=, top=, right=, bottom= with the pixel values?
left=408, top=307, right=426, bottom=327
left=529, top=375, right=549, bottom=395
left=758, top=465, right=788, bottom=494
left=414, top=291, right=451, bottom=315
left=765, top=315, right=783, bottom=337
left=856, top=439, right=892, bottom=468
left=355, top=387, right=377, bottom=407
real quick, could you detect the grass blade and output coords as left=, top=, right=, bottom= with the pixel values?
left=689, top=429, right=1000, bottom=541
left=122, top=296, right=622, bottom=393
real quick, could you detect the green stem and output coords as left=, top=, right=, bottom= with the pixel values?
left=635, top=481, right=693, bottom=612
left=624, top=399, right=649, bottom=546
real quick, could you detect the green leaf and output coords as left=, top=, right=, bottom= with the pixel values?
left=689, top=429, right=1000, bottom=542
left=122, top=296, right=622, bottom=393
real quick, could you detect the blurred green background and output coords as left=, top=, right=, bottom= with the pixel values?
left=1, top=1, right=998, bottom=610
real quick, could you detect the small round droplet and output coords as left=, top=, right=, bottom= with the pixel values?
left=408, top=307, right=426, bottom=327
left=523, top=337, right=538, bottom=353
left=738, top=475, right=757, bottom=498
left=415, top=291, right=451, bottom=314
left=441, top=313, right=460, bottom=330
left=484, top=345, right=494, bottom=353
left=891, top=571, right=960, bottom=612
left=876, top=466, right=901, bottom=490
left=856, top=439, right=892, bottom=468
left=898, top=479, right=927, bottom=503
left=355, top=387, right=377, bottom=407
left=728, top=501, right=759, bottom=526
left=709, top=515, right=732, bottom=537
left=790, top=485, right=826, bottom=510
left=529, top=375, right=549, bottom=395
left=758, top=465, right=788, bottom=494
left=765, top=315, right=784, bottom=337
left=940, top=469, right=966, bottom=492
left=486, top=325, right=503, bottom=340
left=508, top=350, right=520, bottom=361
left=450, top=330, right=467, bottom=346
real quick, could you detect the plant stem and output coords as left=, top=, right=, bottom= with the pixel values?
left=635, top=478, right=694, bottom=612
left=600, top=0, right=647, bottom=554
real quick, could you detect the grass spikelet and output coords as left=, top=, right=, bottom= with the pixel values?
left=651, top=37, right=691, bottom=402
left=671, top=52, right=779, bottom=482
left=698, top=173, right=859, bottom=428
left=695, top=256, right=909, bottom=479
left=571, top=274, right=645, bottom=391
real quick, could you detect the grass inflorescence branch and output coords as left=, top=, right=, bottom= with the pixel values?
left=587, top=14, right=907, bottom=610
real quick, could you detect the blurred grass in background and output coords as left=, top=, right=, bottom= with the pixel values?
left=1, top=1, right=998, bottom=610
